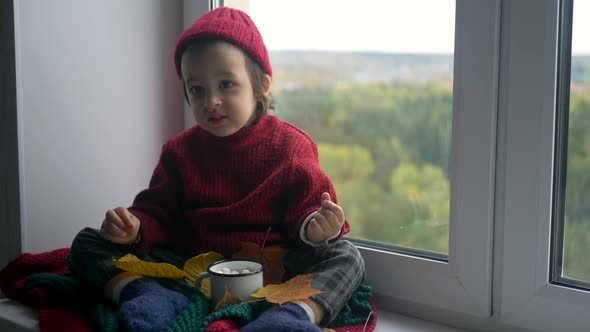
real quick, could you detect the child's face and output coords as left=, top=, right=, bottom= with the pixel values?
left=181, top=41, right=262, bottom=137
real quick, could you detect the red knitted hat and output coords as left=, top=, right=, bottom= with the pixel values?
left=174, top=7, right=272, bottom=79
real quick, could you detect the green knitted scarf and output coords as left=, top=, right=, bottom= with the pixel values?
left=23, top=273, right=373, bottom=332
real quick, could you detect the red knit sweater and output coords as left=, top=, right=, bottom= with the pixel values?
left=129, top=115, right=350, bottom=257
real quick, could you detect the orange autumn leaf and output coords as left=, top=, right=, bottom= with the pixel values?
left=232, top=241, right=260, bottom=260
left=250, top=273, right=324, bottom=304
left=261, top=246, right=287, bottom=283
left=232, top=241, right=286, bottom=285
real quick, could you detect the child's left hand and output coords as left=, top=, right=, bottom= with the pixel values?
left=306, top=192, right=345, bottom=244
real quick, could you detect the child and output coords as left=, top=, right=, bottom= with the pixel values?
left=68, top=6, right=365, bottom=332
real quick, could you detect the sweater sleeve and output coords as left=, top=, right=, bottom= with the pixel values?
left=128, top=143, right=184, bottom=252
left=283, top=139, right=351, bottom=247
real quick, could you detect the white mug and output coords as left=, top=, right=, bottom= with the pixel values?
left=195, top=259, right=264, bottom=306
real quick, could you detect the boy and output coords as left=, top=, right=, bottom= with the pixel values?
left=69, top=7, right=365, bottom=332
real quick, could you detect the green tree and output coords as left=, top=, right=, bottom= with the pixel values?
left=317, top=143, right=379, bottom=238
left=566, top=92, right=590, bottom=223
left=388, top=163, right=450, bottom=253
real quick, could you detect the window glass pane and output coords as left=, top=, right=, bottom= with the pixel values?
left=225, top=0, right=455, bottom=255
left=563, top=0, right=590, bottom=283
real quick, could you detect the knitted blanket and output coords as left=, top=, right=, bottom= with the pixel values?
left=0, top=248, right=377, bottom=332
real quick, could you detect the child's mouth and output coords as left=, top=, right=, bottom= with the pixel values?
left=208, top=116, right=226, bottom=124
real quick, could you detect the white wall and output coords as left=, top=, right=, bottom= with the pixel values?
left=13, top=0, right=185, bottom=253
left=182, top=0, right=210, bottom=128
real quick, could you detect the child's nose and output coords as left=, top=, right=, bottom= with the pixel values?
left=205, top=91, right=221, bottom=109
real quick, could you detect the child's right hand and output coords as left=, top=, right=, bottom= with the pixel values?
left=99, top=207, right=140, bottom=245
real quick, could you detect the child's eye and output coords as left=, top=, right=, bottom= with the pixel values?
left=220, top=80, right=235, bottom=89
left=189, top=86, right=204, bottom=95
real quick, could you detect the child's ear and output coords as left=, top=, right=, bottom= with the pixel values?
left=262, top=74, right=272, bottom=95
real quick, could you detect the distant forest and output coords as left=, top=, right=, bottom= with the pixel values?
left=269, top=51, right=590, bottom=280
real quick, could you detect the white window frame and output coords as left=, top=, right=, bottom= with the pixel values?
left=498, top=0, right=590, bottom=330
left=202, top=0, right=590, bottom=329
left=358, top=0, right=499, bottom=318
left=210, top=0, right=500, bottom=318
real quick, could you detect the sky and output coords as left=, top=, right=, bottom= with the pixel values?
left=241, top=0, right=589, bottom=55
left=572, top=0, right=590, bottom=55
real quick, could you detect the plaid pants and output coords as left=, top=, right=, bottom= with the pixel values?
left=68, top=227, right=366, bottom=325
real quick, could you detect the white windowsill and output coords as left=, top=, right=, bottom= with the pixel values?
left=0, top=298, right=38, bottom=332
left=375, top=310, right=464, bottom=331
left=0, top=294, right=463, bottom=332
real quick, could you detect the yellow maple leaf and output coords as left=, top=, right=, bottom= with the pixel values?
left=114, top=254, right=185, bottom=278
left=249, top=274, right=324, bottom=304
left=185, top=251, right=224, bottom=297
left=213, top=287, right=241, bottom=312
left=113, top=251, right=225, bottom=298
left=184, top=251, right=224, bottom=287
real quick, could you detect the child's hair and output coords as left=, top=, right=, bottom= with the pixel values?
left=174, top=7, right=275, bottom=120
